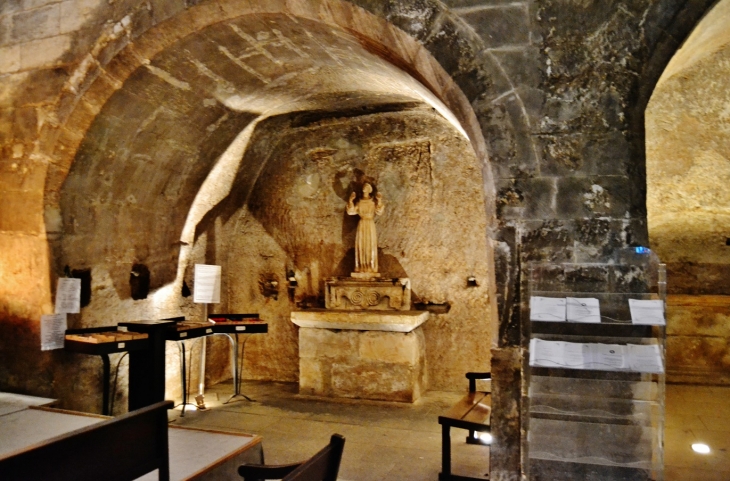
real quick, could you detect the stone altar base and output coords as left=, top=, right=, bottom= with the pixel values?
left=292, top=310, right=429, bottom=403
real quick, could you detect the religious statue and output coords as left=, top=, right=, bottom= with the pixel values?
left=347, top=183, right=384, bottom=277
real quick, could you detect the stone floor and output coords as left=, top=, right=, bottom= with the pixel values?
left=664, top=384, right=730, bottom=481
left=169, top=381, right=729, bottom=480
left=170, top=380, right=488, bottom=481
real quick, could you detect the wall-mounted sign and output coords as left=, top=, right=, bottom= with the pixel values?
left=194, top=264, right=221, bottom=304
left=41, top=313, right=67, bottom=351
left=55, top=278, right=81, bottom=314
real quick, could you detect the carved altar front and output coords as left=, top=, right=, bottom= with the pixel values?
left=324, top=277, right=411, bottom=311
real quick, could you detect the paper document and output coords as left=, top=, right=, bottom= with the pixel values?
left=530, top=296, right=567, bottom=321
left=566, top=297, right=601, bottom=323
left=194, top=264, right=221, bottom=304
left=629, top=299, right=665, bottom=325
left=55, top=278, right=81, bottom=314
left=591, top=343, right=627, bottom=370
left=627, top=344, right=664, bottom=373
left=41, top=313, right=67, bottom=351
left=530, top=339, right=663, bottom=373
left=529, top=339, right=590, bottom=369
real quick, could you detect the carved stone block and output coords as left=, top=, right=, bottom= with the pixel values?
left=324, top=277, right=411, bottom=310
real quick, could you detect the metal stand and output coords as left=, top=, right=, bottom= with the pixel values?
left=175, top=341, right=197, bottom=417
left=198, top=304, right=208, bottom=399
left=223, top=333, right=254, bottom=403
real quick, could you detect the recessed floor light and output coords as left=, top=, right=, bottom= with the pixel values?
left=691, top=443, right=710, bottom=454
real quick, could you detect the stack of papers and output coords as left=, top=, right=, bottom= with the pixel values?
left=529, top=338, right=664, bottom=373
left=628, top=299, right=665, bottom=325
left=530, top=296, right=666, bottom=325
left=530, top=296, right=601, bottom=323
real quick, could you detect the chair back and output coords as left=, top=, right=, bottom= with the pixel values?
left=284, top=434, right=346, bottom=481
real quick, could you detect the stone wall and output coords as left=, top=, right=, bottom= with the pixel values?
left=667, top=295, right=730, bottom=385
left=0, top=1, right=725, bottom=480
left=646, top=1, right=730, bottom=384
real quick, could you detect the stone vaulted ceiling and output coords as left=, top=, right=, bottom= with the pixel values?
left=56, top=13, right=461, bottom=295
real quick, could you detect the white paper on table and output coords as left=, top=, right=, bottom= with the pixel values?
left=41, top=313, right=67, bottom=351
left=629, top=299, right=665, bottom=325
left=193, top=264, right=221, bottom=304
left=566, top=297, right=601, bottom=323
left=627, top=344, right=664, bottom=373
left=55, top=278, right=81, bottom=314
left=589, top=343, right=627, bottom=370
left=530, top=296, right=567, bottom=321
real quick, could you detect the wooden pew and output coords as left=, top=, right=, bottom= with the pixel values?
left=438, top=372, right=492, bottom=481
left=0, top=400, right=172, bottom=481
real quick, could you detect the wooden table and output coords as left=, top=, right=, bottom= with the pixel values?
left=0, top=401, right=262, bottom=480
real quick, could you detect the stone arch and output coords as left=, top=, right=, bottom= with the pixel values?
left=43, top=0, right=509, bottom=221
left=645, top=0, right=730, bottom=385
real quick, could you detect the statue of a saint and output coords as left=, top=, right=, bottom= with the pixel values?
left=347, top=183, right=384, bottom=277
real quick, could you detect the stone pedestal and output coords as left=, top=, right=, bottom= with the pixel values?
left=291, top=310, right=429, bottom=402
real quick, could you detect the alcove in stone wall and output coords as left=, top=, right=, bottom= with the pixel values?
left=200, top=107, right=494, bottom=390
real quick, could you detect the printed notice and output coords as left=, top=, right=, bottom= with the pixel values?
left=629, top=299, right=665, bottom=325
left=591, top=343, right=627, bottom=370
left=55, top=278, right=81, bottom=314
left=566, top=297, right=601, bottom=323
left=530, top=339, right=664, bottom=373
left=530, top=297, right=567, bottom=322
left=41, top=313, right=67, bottom=351
left=628, top=344, right=664, bottom=373
left=194, top=264, right=221, bottom=304
left=530, top=339, right=590, bottom=369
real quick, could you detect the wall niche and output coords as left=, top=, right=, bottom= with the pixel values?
left=210, top=107, right=496, bottom=390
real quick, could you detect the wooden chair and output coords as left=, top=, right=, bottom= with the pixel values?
left=0, top=400, right=173, bottom=481
left=238, top=433, right=345, bottom=481
left=438, top=372, right=492, bottom=480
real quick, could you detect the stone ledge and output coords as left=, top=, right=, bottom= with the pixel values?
left=291, top=309, right=429, bottom=332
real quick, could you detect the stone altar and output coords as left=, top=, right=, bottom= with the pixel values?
left=291, top=310, right=429, bottom=402
left=291, top=181, right=429, bottom=402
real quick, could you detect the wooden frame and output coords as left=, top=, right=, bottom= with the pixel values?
left=0, top=400, right=172, bottom=481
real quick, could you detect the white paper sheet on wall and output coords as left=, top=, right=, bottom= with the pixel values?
left=55, top=278, right=81, bottom=314
left=629, top=299, right=665, bottom=325
left=566, top=297, right=601, bottom=323
left=41, top=313, right=67, bottom=351
left=194, top=264, right=221, bottom=304
left=530, top=297, right=567, bottom=321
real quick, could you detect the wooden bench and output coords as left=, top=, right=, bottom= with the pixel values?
left=0, top=400, right=172, bottom=481
left=438, top=372, right=492, bottom=481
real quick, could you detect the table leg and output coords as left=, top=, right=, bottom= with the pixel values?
left=101, top=353, right=110, bottom=416
left=440, top=423, right=451, bottom=480
left=223, top=333, right=253, bottom=403
left=175, top=342, right=197, bottom=416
